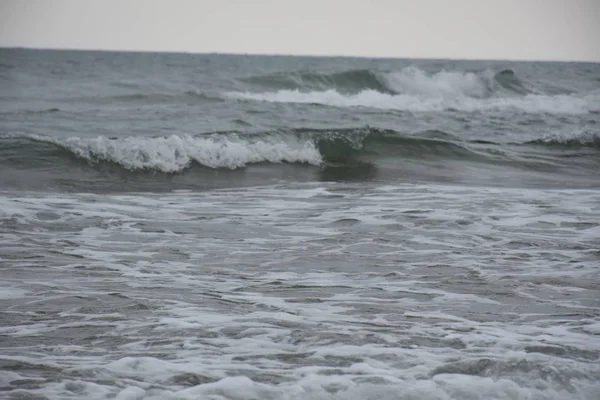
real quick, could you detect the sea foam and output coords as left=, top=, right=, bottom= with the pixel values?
left=227, top=89, right=597, bottom=114
left=229, top=66, right=597, bottom=114
left=30, top=134, right=323, bottom=172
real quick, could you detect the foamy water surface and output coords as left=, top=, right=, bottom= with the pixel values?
left=1, top=183, right=599, bottom=399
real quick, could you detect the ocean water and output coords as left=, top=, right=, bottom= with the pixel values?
left=0, top=48, right=599, bottom=399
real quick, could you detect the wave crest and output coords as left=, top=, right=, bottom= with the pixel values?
left=28, top=134, right=323, bottom=172
left=4, top=128, right=598, bottom=176
left=241, top=69, right=392, bottom=94
left=227, top=89, right=597, bottom=114
left=241, top=67, right=533, bottom=98
left=229, top=67, right=599, bottom=114
left=382, top=67, right=490, bottom=98
left=2, top=129, right=479, bottom=174
left=526, top=131, right=600, bottom=148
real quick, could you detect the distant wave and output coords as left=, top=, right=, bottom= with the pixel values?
left=525, top=131, right=600, bottom=148
left=241, top=69, right=393, bottom=94
left=63, top=90, right=222, bottom=105
left=2, top=128, right=598, bottom=175
left=493, top=69, right=531, bottom=95
left=380, top=67, right=530, bottom=98
left=230, top=66, right=600, bottom=114
left=0, top=108, right=61, bottom=116
left=240, top=67, right=533, bottom=97
left=227, top=89, right=598, bottom=114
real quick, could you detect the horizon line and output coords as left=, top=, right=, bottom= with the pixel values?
left=2, top=45, right=599, bottom=64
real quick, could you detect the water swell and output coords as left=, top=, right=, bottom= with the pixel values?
left=525, top=131, right=600, bottom=149
left=381, top=67, right=518, bottom=98
left=228, top=89, right=597, bottom=114
left=312, top=128, right=482, bottom=163
left=240, top=67, right=533, bottom=97
left=241, top=69, right=393, bottom=94
left=494, top=69, right=531, bottom=94
left=17, top=133, right=323, bottom=172
left=1, top=129, right=598, bottom=176
left=231, top=66, right=600, bottom=114
left=63, top=90, right=223, bottom=105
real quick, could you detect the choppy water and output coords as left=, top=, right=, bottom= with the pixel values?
left=1, top=49, right=599, bottom=399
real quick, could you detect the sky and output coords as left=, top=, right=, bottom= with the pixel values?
left=1, top=0, right=599, bottom=62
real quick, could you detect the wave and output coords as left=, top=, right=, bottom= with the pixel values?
left=2, top=128, right=598, bottom=176
left=240, top=67, right=533, bottom=97
left=20, top=133, right=322, bottom=172
left=227, top=89, right=598, bottom=114
left=381, top=67, right=521, bottom=98
left=0, top=108, right=61, bottom=116
left=312, top=128, right=482, bottom=162
left=231, top=67, right=600, bottom=114
left=525, top=131, right=600, bottom=149
left=1, top=129, right=475, bottom=173
left=241, top=69, right=393, bottom=94
left=493, top=69, right=531, bottom=95
left=64, top=90, right=222, bottom=105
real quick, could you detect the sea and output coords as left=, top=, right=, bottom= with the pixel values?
left=0, top=48, right=599, bottom=400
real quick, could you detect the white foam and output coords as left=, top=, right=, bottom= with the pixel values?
left=114, top=386, right=146, bottom=400
left=582, top=322, right=600, bottom=335
left=0, top=371, right=23, bottom=388
left=3, top=184, right=599, bottom=399
left=382, top=67, right=493, bottom=98
left=536, top=130, right=600, bottom=145
left=30, top=133, right=323, bottom=172
left=227, top=89, right=598, bottom=114
left=0, top=286, right=28, bottom=299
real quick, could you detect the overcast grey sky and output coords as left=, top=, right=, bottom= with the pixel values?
left=1, top=0, right=599, bottom=62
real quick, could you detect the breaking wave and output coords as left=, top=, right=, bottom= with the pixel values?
left=4, top=129, right=475, bottom=174
left=241, top=67, right=533, bottom=97
left=2, top=128, right=598, bottom=176
left=227, top=89, right=598, bottom=114
left=525, top=131, right=600, bottom=148
left=19, top=133, right=323, bottom=172
left=241, top=69, right=393, bottom=94
left=230, top=66, right=599, bottom=114
left=381, top=67, right=528, bottom=98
